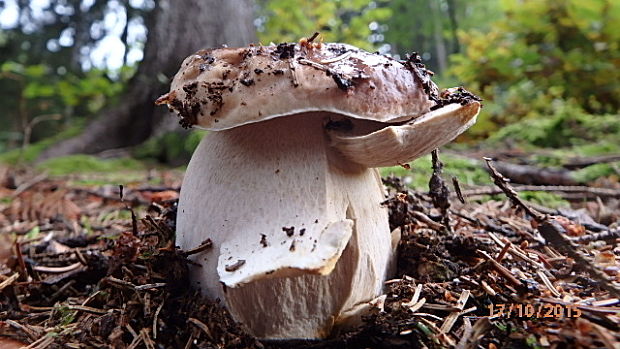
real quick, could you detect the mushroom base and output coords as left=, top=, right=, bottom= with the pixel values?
left=176, top=113, right=395, bottom=339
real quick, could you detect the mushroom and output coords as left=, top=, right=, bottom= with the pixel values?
left=156, top=42, right=480, bottom=339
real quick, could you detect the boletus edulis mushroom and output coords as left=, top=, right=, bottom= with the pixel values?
left=156, top=39, right=481, bottom=339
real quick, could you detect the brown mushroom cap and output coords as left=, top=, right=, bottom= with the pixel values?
left=156, top=42, right=439, bottom=130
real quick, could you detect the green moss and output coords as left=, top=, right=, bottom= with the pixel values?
left=380, top=153, right=491, bottom=190
left=487, top=105, right=620, bottom=149
left=133, top=130, right=206, bottom=164
left=572, top=163, right=618, bottom=183
left=520, top=191, right=569, bottom=209
left=481, top=105, right=619, bottom=184
left=0, top=123, right=84, bottom=164
left=526, top=335, right=543, bottom=349
left=37, top=155, right=144, bottom=176
left=380, top=153, right=573, bottom=209
left=571, top=141, right=620, bottom=157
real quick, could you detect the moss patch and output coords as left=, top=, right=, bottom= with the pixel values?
left=380, top=153, right=492, bottom=190
left=133, top=130, right=206, bottom=165
left=520, top=191, right=569, bottom=209
left=0, top=123, right=84, bottom=164
left=37, top=155, right=145, bottom=176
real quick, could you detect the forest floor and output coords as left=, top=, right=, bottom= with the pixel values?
left=1, top=153, right=619, bottom=349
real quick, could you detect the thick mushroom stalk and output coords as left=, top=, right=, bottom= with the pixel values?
left=157, top=42, right=481, bottom=339
left=178, top=113, right=394, bottom=338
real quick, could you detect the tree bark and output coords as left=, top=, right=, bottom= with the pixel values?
left=39, top=0, right=256, bottom=160
left=429, top=0, right=447, bottom=75
left=445, top=0, right=460, bottom=54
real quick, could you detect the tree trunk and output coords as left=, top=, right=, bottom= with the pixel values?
left=38, top=0, right=256, bottom=160
left=429, top=0, right=447, bottom=75
left=445, top=0, right=460, bottom=54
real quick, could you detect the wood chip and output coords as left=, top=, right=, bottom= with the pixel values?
left=188, top=317, right=214, bottom=341
left=480, top=280, right=496, bottom=296
left=0, top=272, right=19, bottom=292
left=440, top=290, right=471, bottom=334
left=224, top=259, right=245, bottom=272
left=33, top=262, right=83, bottom=273
left=135, top=283, right=167, bottom=291
left=537, top=270, right=561, bottom=297
left=319, top=51, right=352, bottom=64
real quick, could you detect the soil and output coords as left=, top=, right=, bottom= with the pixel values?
left=0, top=167, right=619, bottom=348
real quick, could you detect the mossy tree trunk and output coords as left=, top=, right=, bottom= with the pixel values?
left=38, top=0, right=256, bottom=160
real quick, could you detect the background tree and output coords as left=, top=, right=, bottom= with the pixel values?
left=255, top=0, right=391, bottom=51
left=2, top=0, right=618, bottom=166
left=383, top=0, right=501, bottom=75
left=37, top=0, right=256, bottom=160
left=0, top=0, right=143, bottom=153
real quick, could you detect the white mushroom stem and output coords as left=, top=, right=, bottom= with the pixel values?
left=176, top=112, right=394, bottom=339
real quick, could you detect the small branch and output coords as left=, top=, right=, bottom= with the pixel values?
left=33, top=262, right=83, bottom=274
left=412, top=211, right=444, bottom=231
left=12, top=173, right=48, bottom=197
left=483, top=158, right=544, bottom=221
left=570, top=227, right=620, bottom=243
left=66, top=305, right=109, bottom=315
left=429, top=149, right=451, bottom=231
left=563, top=153, right=620, bottom=169
left=489, top=160, right=578, bottom=186
left=451, top=176, right=465, bottom=203
left=20, top=114, right=62, bottom=158
left=320, top=51, right=353, bottom=64
left=153, top=300, right=165, bottom=339
left=307, top=32, right=320, bottom=43
left=183, top=239, right=213, bottom=256
left=188, top=317, right=214, bottom=341
left=459, top=184, right=620, bottom=200
left=134, top=283, right=167, bottom=291
left=484, top=158, right=620, bottom=298
left=477, top=250, right=525, bottom=290
left=440, top=290, right=471, bottom=334
left=0, top=272, right=19, bottom=292
left=105, top=276, right=137, bottom=289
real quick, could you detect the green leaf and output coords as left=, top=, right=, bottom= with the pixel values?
left=24, top=65, right=47, bottom=78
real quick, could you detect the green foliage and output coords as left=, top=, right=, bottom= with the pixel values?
left=526, top=335, right=543, bottom=349
left=487, top=103, right=620, bottom=148
left=0, top=123, right=84, bottom=164
left=55, top=305, right=76, bottom=327
left=384, top=0, right=501, bottom=71
left=0, top=61, right=124, bottom=152
left=37, top=155, right=144, bottom=176
left=25, top=226, right=41, bottom=240
left=133, top=130, right=207, bottom=165
left=450, top=0, right=620, bottom=134
left=257, top=0, right=392, bottom=50
left=483, top=104, right=620, bottom=184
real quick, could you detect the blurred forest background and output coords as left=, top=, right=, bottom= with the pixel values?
left=0, top=0, right=619, bottom=193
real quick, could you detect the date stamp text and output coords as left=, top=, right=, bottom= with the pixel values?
left=487, top=303, right=582, bottom=318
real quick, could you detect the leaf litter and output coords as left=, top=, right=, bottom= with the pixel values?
left=0, top=157, right=619, bottom=349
